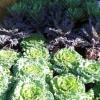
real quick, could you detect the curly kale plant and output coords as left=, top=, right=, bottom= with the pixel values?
left=23, top=46, right=49, bottom=61
left=0, top=49, right=19, bottom=68
left=11, top=77, right=54, bottom=100
left=53, top=48, right=82, bottom=74
left=0, top=65, right=11, bottom=99
left=13, top=57, right=52, bottom=79
left=21, top=33, right=45, bottom=50
left=51, top=74, right=93, bottom=100
left=21, top=33, right=50, bottom=61
left=77, top=60, right=100, bottom=83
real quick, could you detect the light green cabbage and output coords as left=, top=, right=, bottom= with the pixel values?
left=0, top=49, right=19, bottom=68
left=53, top=48, right=82, bottom=74
left=51, top=74, right=93, bottom=100
left=21, top=34, right=50, bottom=61
left=77, top=60, right=100, bottom=83
left=13, top=57, right=52, bottom=79
left=21, top=33, right=45, bottom=49
left=23, top=46, right=50, bottom=61
left=11, top=77, right=54, bottom=100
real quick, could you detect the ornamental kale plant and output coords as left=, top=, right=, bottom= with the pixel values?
left=10, top=77, right=54, bottom=100
left=52, top=48, right=82, bottom=74
left=23, top=46, right=50, bottom=61
left=51, top=74, right=94, bottom=100
left=21, top=33, right=45, bottom=50
left=77, top=60, right=100, bottom=83
left=12, top=57, right=52, bottom=79
left=0, top=49, right=19, bottom=68
left=21, top=33, right=50, bottom=61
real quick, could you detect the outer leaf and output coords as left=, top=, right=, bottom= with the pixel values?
left=21, top=33, right=50, bottom=61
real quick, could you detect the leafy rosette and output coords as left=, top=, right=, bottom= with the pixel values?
left=77, top=60, right=100, bottom=83
left=51, top=74, right=92, bottom=100
left=21, top=34, right=50, bottom=61
left=11, top=77, right=54, bottom=100
left=0, top=49, right=19, bottom=68
left=13, top=57, right=52, bottom=79
left=0, top=65, right=11, bottom=99
left=21, top=33, right=45, bottom=50
left=93, top=81, right=100, bottom=100
left=53, top=48, right=82, bottom=74
left=23, top=46, right=50, bottom=61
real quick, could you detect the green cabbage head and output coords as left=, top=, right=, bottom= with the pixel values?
left=77, top=60, right=100, bottom=83
left=23, top=46, right=50, bottom=61
left=11, top=77, right=54, bottom=100
left=0, top=49, right=19, bottom=68
left=51, top=74, right=93, bottom=100
left=53, top=48, right=82, bottom=73
left=21, top=33, right=45, bottom=50
left=13, top=58, right=52, bottom=79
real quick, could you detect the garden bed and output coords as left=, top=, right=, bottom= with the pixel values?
left=0, top=0, right=100, bottom=100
